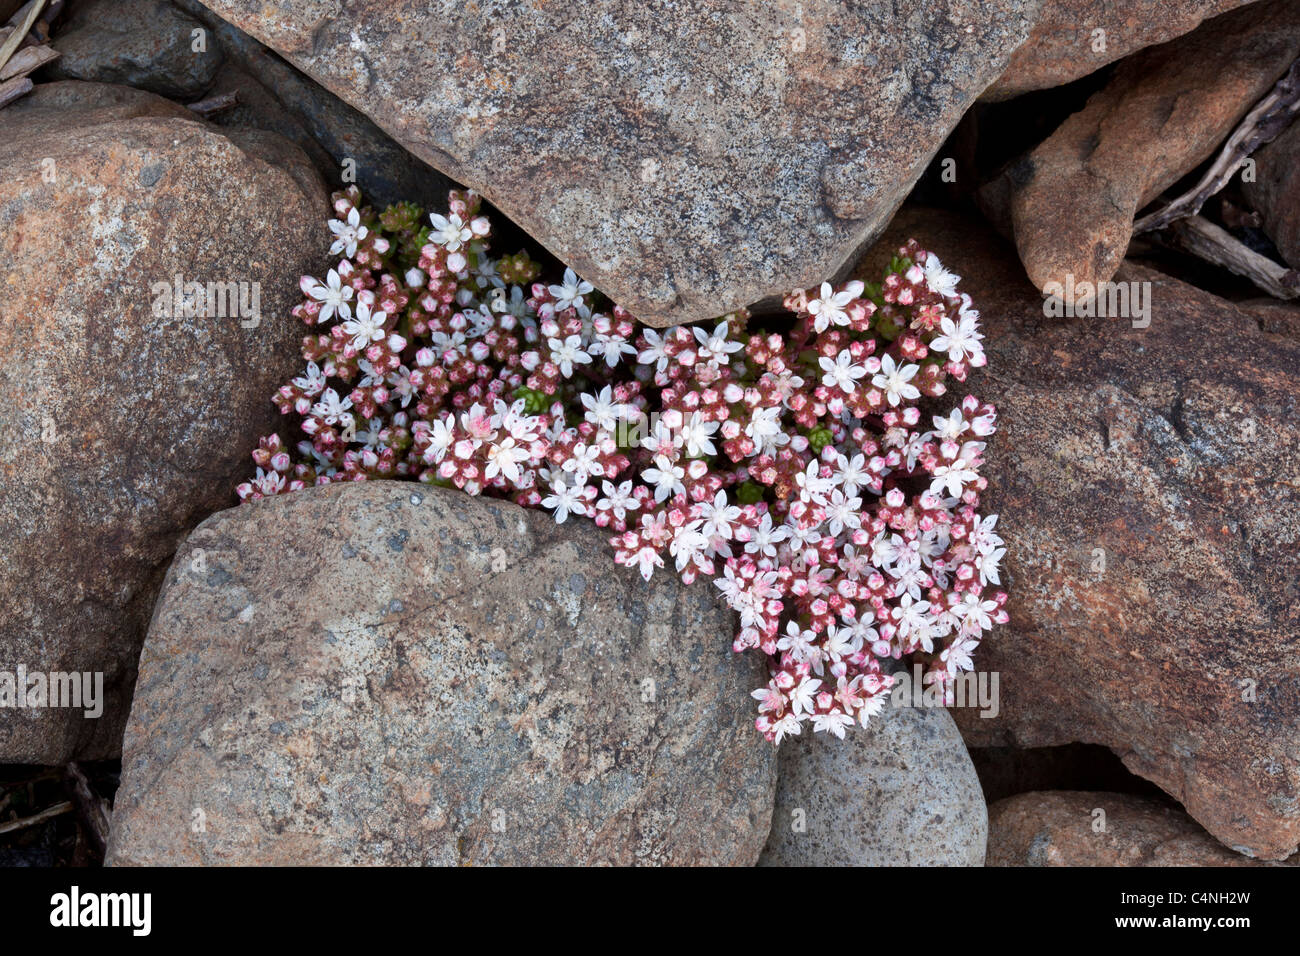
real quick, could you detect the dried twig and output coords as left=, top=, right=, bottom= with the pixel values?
left=0, top=799, right=72, bottom=836
left=0, top=40, right=54, bottom=81
left=0, top=73, right=31, bottom=108
left=1134, top=58, right=1300, bottom=234
left=63, top=762, right=111, bottom=855
left=187, top=90, right=239, bottom=118
left=1163, top=215, right=1300, bottom=299
left=0, top=0, right=44, bottom=76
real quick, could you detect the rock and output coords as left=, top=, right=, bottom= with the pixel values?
left=986, top=0, right=1260, bottom=100
left=858, top=206, right=1300, bottom=860
left=105, top=481, right=775, bottom=866
left=173, top=0, right=460, bottom=213
left=192, top=0, right=1036, bottom=326
left=0, top=81, right=325, bottom=763
left=48, top=0, right=224, bottom=100
left=1237, top=298, right=1300, bottom=338
left=989, top=791, right=1299, bottom=865
left=980, top=0, right=1300, bottom=303
left=759, top=705, right=987, bottom=866
left=1243, top=119, right=1300, bottom=270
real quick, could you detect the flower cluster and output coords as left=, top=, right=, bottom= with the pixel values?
left=240, top=187, right=1008, bottom=743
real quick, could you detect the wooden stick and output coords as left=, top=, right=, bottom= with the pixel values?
left=0, top=0, right=44, bottom=77
left=186, top=90, right=239, bottom=118
left=64, top=762, right=111, bottom=855
left=1134, top=57, right=1300, bottom=234
left=0, top=799, right=72, bottom=835
left=0, top=74, right=32, bottom=109
left=1165, top=215, right=1300, bottom=299
left=0, top=41, right=55, bottom=81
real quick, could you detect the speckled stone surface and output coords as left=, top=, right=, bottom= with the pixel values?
left=106, top=481, right=775, bottom=865
left=759, top=704, right=987, bottom=866
left=985, top=0, right=1258, bottom=100
left=194, top=0, right=1036, bottom=326
left=0, top=82, right=325, bottom=763
left=49, top=0, right=225, bottom=99
left=989, top=792, right=1299, bottom=866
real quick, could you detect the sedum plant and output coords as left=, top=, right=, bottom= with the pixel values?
left=239, top=187, right=1008, bottom=743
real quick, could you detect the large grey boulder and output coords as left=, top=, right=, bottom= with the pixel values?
left=106, top=481, right=776, bottom=865
left=760, top=704, right=987, bottom=866
left=194, top=0, right=1036, bottom=325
